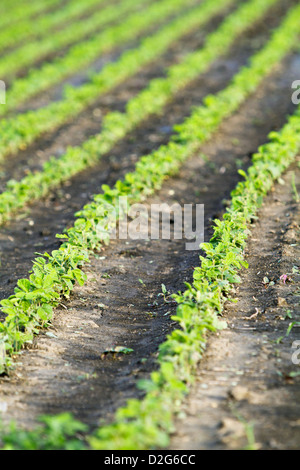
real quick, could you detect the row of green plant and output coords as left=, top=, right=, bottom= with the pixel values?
left=0, top=2, right=300, bottom=451
left=0, top=0, right=24, bottom=14
left=2, top=69, right=300, bottom=453
left=88, top=91, right=300, bottom=453
left=0, top=0, right=61, bottom=32
left=0, top=0, right=199, bottom=119
left=0, top=0, right=298, bottom=375
left=0, top=0, right=158, bottom=82
left=0, top=0, right=282, bottom=222
left=0, top=0, right=237, bottom=151
left=0, top=0, right=110, bottom=54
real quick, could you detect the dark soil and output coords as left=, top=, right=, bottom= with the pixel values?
left=169, top=165, right=300, bottom=451
left=4, top=0, right=154, bottom=84
left=0, top=0, right=299, bottom=450
left=2, top=0, right=114, bottom=57
left=0, top=0, right=295, bottom=187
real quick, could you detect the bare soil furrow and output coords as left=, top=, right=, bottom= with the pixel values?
left=169, top=165, right=300, bottom=451
left=4, top=0, right=159, bottom=85
left=0, top=0, right=294, bottom=188
left=0, top=53, right=298, bottom=433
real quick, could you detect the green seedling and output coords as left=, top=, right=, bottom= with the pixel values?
left=1, top=0, right=300, bottom=450
left=103, top=346, right=134, bottom=355
left=229, top=403, right=258, bottom=451
left=286, top=321, right=300, bottom=337
left=158, top=284, right=172, bottom=303
left=101, top=273, right=111, bottom=279
left=282, top=310, right=293, bottom=320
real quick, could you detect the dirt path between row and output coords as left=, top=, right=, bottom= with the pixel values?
left=0, top=0, right=293, bottom=188
left=0, top=1, right=299, bottom=449
left=0, top=50, right=299, bottom=442
left=0, top=49, right=299, bottom=305
left=170, top=165, right=300, bottom=450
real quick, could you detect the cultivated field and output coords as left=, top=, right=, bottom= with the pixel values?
left=0, top=0, right=299, bottom=450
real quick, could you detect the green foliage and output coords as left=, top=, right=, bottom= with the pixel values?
left=0, top=0, right=61, bottom=32
left=0, top=0, right=193, bottom=117
left=0, top=0, right=293, bottom=226
left=0, top=0, right=108, bottom=55
left=0, top=0, right=274, bottom=160
left=0, top=413, right=87, bottom=450
left=87, top=100, right=300, bottom=449
left=1, top=0, right=300, bottom=451
left=1, top=0, right=300, bottom=377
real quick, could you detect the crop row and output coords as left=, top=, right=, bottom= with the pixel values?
left=0, top=0, right=299, bottom=375
left=0, top=0, right=110, bottom=55
left=0, top=0, right=235, bottom=146
left=0, top=0, right=283, bottom=225
left=89, top=89, right=300, bottom=453
left=0, top=0, right=61, bottom=32
left=2, top=62, right=300, bottom=452
left=0, top=0, right=159, bottom=82
left=0, top=0, right=198, bottom=118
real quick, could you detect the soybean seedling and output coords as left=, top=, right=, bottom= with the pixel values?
left=158, top=284, right=172, bottom=303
